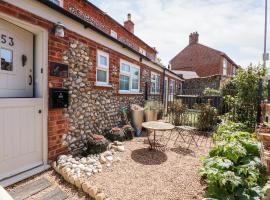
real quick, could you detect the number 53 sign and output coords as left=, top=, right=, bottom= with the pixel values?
left=1, top=34, right=14, bottom=46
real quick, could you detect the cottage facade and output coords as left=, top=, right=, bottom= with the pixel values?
left=170, top=32, right=238, bottom=78
left=0, top=0, right=183, bottom=186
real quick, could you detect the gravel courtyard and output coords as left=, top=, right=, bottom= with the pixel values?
left=89, top=132, right=211, bottom=200
left=6, top=131, right=211, bottom=200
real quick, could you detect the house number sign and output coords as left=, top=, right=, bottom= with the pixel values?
left=1, top=34, right=14, bottom=46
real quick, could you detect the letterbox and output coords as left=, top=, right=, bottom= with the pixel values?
left=49, top=88, right=69, bottom=109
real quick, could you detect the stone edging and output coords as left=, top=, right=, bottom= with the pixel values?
left=52, top=161, right=109, bottom=200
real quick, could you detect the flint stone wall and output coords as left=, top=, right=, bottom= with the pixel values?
left=182, top=75, right=228, bottom=95
left=61, top=40, right=144, bottom=152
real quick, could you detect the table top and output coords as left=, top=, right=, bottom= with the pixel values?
left=175, top=126, right=197, bottom=131
left=142, top=121, right=175, bottom=131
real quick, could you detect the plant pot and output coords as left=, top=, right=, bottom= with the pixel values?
left=144, top=109, right=158, bottom=121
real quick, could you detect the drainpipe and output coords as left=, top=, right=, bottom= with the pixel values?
left=162, top=67, right=166, bottom=104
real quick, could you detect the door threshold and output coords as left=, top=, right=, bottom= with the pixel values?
left=0, top=164, right=50, bottom=187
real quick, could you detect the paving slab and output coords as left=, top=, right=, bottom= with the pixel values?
left=9, top=178, right=51, bottom=200
left=39, top=187, right=67, bottom=200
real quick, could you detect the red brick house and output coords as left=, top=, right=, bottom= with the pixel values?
left=170, top=32, right=238, bottom=78
left=0, top=0, right=183, bottom=186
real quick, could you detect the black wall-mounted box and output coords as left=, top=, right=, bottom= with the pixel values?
left=49, top=88, right=69, bottom=109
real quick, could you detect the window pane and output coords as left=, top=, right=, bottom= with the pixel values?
left=131, top=67, right=139, bottom=76
left=132, top=78, right=139, bottom=90
left=97, top=69, right=107, bottom=82
left=1, top=49, right=13, bottom=71
left=121, top=63, right=130, bottom=72
left=151, top=82, right=156, bottom=93
left=120, top=75, right=130, bottom=90
left=156, top=76, right=160, bottom=93
left=151, top=74, right=156, bottom=81
left=99, top=55, right=107, bottom=66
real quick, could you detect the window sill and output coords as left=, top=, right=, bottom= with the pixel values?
left=118, top=91, right=143, bottom=95
left=95, top=83, right=113, bottom=88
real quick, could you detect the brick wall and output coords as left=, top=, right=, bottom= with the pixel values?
left=0, top=1, right=181, bottom=161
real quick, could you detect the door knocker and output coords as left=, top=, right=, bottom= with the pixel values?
left=22, top=54, right=27, bottom=67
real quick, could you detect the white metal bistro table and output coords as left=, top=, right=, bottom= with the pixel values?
left=142, top=121, right=175, bottom=150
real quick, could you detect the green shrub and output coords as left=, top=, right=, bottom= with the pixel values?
left=168, top=100, right=187, bottom=126
left=201, top=122, right=267, bottom=200
left=195, top=103, right=218, bottom=131
left=203, top=87, right=221, bottom=96
left=213, top=121, right=250, bottom=141
left=221, top=64, right=266, bottom=131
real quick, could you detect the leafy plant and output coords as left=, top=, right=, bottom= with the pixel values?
left=194, top=103, right=218, bottom=131
left=221, top=64, right=266, bottom=131
left=203, top=87, right=221, bottom=96
left=168, top=100, right=187, bottom=125
left=201, top=121, right=267, bottom=200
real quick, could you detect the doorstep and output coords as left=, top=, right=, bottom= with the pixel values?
left=0, top=185, right=13, bottom=200
left=0, top=164, right=50, bottom=187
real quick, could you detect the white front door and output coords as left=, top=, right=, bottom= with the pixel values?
left=0, top=19, right=43, bottom=182
left=0, top=19, right=33, bottom=98
left=0, top=99, right=43, bottom=180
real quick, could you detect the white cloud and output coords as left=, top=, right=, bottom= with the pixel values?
left=89, top=0, right=266, bottom=68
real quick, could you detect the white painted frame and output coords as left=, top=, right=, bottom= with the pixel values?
left=49, top=0, right=63, bottom=7
left=119, top=59, right=140, bottom=93
left=169, top=79, right=175, bottom=102
left=0, top=12, right=49, bottom=186
left=223, top=58, right=228, bottom=75
left=150, top=72, right=160, bottom=94
left=96, top=50, right=109, bottom=85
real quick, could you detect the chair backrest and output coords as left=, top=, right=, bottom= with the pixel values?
left=169, top=109, right=201, bottom=128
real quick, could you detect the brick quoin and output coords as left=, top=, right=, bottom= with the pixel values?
left=0, top=0, right=182, bottom=161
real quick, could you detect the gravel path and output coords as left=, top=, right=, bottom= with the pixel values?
left=89, top=131, right=211, bottom=200
left=6, top=131, right=211, bottom=200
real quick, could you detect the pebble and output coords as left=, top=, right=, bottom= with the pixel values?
left=117, top=146, right=125, bottom=152
left=106, top=156, right=113, bottom=162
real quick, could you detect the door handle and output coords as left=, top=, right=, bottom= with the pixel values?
left=29, top=75, right=32, bottom=85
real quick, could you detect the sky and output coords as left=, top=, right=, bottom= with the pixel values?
left=89, top=0, right=266, bottom=68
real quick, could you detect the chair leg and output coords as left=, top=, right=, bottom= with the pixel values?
left=166, top=129, right=173, bottom=145
left=191, top=131, right=199, bottom=147
left=174, top=133, right=180, bottom=145
left=178, top=129, right=186, bottom=143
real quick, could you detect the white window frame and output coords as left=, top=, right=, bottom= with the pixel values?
left=119, top=59, right=140, bottom=93
left=139, top=47, right=146, bottom=56
left=49, top=0, right=63, bottom=6
left=150, top=72, right=161, bottom=94
left=110, top=30, right=118, bottom=39
left=169, top=79, right=175, bottom=101
left=223, top=58, right=228, bottom=75
left=96, top=50, right=109, bottom=85
left=232, top=66, right=236, bottom=76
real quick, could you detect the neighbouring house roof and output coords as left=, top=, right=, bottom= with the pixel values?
left=171, top=70, right=199, bottom=79
left=170, top=33, right=238, bottom=77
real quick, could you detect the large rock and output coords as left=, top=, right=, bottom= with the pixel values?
left=85, top=134, right=109, bottom=155
left=106, top=127, right=126, bottom=142
left=123, top=125, right=134, bottom=140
